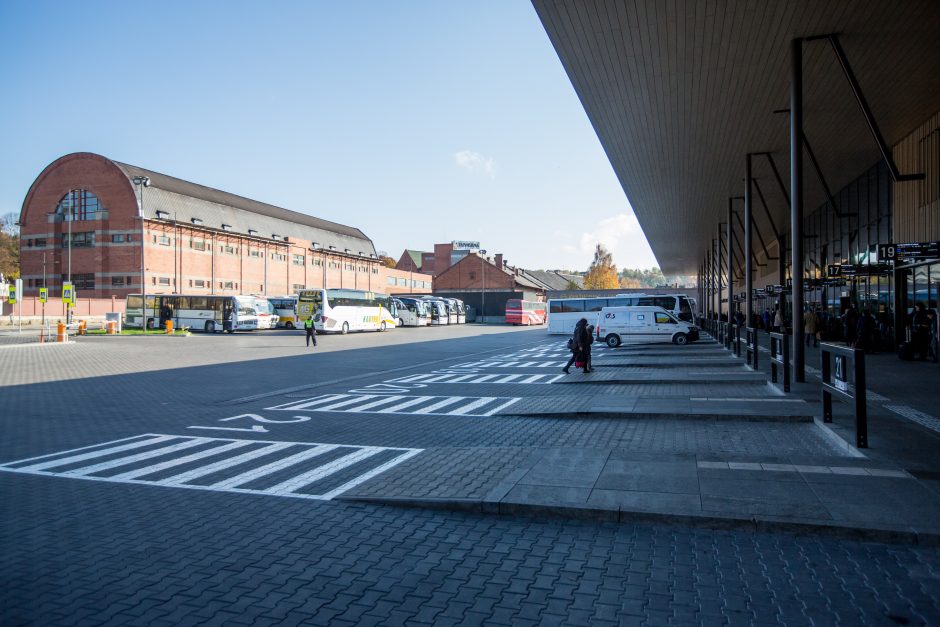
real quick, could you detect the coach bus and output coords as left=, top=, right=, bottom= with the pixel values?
left=297, top=288, right=396, bottom=334
left=546, top=293, right=695, bottom=334
left=505, top=299, right=546, bottom=325
left=393, top=297, right=432, bottom=327
left=421, top=297, right=451, bottom=325
left=268, top=296, right=298, bottom=328
left=252, top=296, right=278, bottom=329
left=124, top=294, right=260, bottom=332
left=445, top=298, right=467, bottom=323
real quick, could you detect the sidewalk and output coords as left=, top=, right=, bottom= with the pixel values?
left=343, top=334, right=940, bottom=544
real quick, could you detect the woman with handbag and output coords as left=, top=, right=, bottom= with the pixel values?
left=562, top=318, right=592, bottom=374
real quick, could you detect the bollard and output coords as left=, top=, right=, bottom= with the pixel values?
left=57, top=322, right=67, bottom=343
left=107, top=321, right=117, bottom=334
left=78, top=320, right=86, bottom=335
left=165, top=320, right=173, bottom=335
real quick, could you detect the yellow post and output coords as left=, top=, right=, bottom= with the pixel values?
left=165, top=320, right=173, bottom=334
left=57, top=322, right=67, bottom=343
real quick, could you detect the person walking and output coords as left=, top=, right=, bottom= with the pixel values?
left=927, top=309, right=938, bottom=363
left=584, top=324, right=595, bottom=372
left=563, top=318, right=591, bottom=374
left=912, top=302, right=930, bottom=360
left=803, top=307, right=817, bottom=347
left=762, top=309, right=771, bottom=332
left=304, top=316, right=317, bottom=348
left=773, top=306, right=783, bottom=333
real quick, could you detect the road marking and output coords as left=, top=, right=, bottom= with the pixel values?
left=267, top=394, right=522, bottom=417
left=697, top=460, right=910, bottom=477
left=388, top=373, right=563, bottom=385
left=0, top=434, right=422, bottom=501
left=885, top=405, right=940, bottom=435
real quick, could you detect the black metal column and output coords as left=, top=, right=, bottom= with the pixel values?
left=778, top=233, right=787, bottom=322
left=727, top=199, right=734, bottom=320
left=791, top=38, right=806, bottom=382
left=717, top=229, right=723, bottom=319
left=745, top=155, right=753, bottom=328
left=713, top=239, right=719, bottom=318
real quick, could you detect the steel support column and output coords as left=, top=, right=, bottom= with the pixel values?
left=745, top=155, right=753, bottom=328
left=791, top=38, right=805, bottom=382
left=717, top=228, right=723, bottom=319
left=727, top=199, right=734, bottom=320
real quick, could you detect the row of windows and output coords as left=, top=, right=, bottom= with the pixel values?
left=385, top=277, right=432, bottom=288
left=54, top=190, right=106, bottom=222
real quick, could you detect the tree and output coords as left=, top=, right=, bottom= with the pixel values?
left=619, top=276, right=641, bottom=288
left=0, top=231, right=19, bottom=280
left=0, top=213, right=18, bottom=236
left=378, top=255, right=397, bottom=268
left=583, top=244, right=619, bottom=289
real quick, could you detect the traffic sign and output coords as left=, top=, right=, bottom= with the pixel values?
left=879, top=241, right=940, bottom=262
left=62, top=282, right=75, bottom=305
left=7, top=284, right=15, bottom=304
left=38, top=287, right=48, bottom=303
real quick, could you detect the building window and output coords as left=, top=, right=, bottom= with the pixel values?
left=372, top=267, right=378, bottom=274
left=111, top=277, right=125, bottom=286
left=61, top=273, right=94, bottom=289
left=387, top=276, right=396, bottom=285
left=158, top=277, right=171, bottom=286
left=293, top=254, right=304, bottom=266
left=34, top=278, right=45, bottom=288
left=312, top=258, right=321, bottom=267
left=191, top=239, right=206, bottom=251
left=272, top=253, right=287, bottom=262
left=397, top=278, right=406, bottom=286
left=249, top=249, right=261, bottom=258
left=111, top=234, right=125, bottom=243
left=223, top=281, right=234, bottom=289
left=54, top=189, right=107, bottom=221
left=126, top=235, right=133, bottom=242
left=292, top=283, right=304, bottom=291
left=61, top=232, right=94, bottom=248
left=223, top=245, right=235, bottom=255
left=154, top=235, right=171, bottom=246
left=194, top=279, right=206, bottom=288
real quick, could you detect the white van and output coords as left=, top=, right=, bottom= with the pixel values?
left=595, top=306, right=699, bottom=347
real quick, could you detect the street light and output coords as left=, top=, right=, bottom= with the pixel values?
left=132, top=176, right=151, bottom=331
left=479, top=249, right=487, bottom=324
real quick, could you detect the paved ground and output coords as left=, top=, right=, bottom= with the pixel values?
left=2, top=323, right=940, bottom=624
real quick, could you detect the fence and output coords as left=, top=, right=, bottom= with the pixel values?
left=731, top=324, right=741, bottom=357
left=820, top=342, right=868, bottom=448
left=744, top=327, right=758, bottom=370
left=769, top=332, right=790, bottom=392
left=0, top=296, right=125, bottom=322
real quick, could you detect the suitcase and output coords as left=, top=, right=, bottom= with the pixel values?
left=898, top=342, right=915, bottom=361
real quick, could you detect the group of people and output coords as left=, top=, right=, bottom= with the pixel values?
left=563, top=318, right=594, bottom=374
left=909, top=302, right=938, bottom=362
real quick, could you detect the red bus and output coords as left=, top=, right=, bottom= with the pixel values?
left=505, top=299, right=546, bottom=325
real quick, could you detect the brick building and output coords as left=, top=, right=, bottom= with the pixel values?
left=396, top=241, right=481, bottom=277
left=18, top=153, right=430, bottom=299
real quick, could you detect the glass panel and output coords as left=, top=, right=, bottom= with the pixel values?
left=585, top=299, right=607, bottom=312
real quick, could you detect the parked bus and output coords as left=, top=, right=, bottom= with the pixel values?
left=505, top=299, right=546, bottom=325
left=421, top=297, right=450, bottom=325
left=297, top=288, right=395, bottom=334
left=445, top=298, right=467, bottom=323
left=546, top=293, right=695, bottom=334
left=124, top=294, right=259, bottom=332
left=393, top=297, right=432, bottom=327
left=252, top=296, right=277, bottom=329
left=268, top=296, right=298, bottom=328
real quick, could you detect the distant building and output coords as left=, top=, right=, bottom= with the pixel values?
left=395, top=249, right=427, bottom=273
left=18, top=152, right=431, bottom=299
left=397, top=241, right=481, bottom=277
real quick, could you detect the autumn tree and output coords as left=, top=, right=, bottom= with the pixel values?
left=378, top=255, right=397, bottom=268
left=0, top=213, right=19, bottom=280
left=583, top=244, right=619, bottom=289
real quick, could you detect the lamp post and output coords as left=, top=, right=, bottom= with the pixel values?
left=479, top=249, right=487, bottom=324
left=132, top=176, right=151, bottom=332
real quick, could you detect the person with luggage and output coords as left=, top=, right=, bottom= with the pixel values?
left=304, top=316, right=317, bottom=348
left=803, top=306, right=818, bottom=347
left=562, top=318, right=592, bottom=374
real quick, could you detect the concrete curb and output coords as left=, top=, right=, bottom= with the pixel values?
left=338, top=495, right=940, bottom=546
left=504, top=411, right=815, bottom=423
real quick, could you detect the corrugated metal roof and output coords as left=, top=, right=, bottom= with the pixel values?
left=532, top=0, right=940, bottom=274
left=114, top=160, right=376, bottom=254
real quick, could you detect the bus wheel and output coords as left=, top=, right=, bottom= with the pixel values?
left=380, top=321, right=387, bottom=332
left=285, top=321, right=294, bottom=329
left=341, top=322, right=349, bottom=335
left=398, top=318, right=404, bottom=328
left=146, top=318, right=156, bottom=330
left=225, top=329, right=234, bottom=334
left=205, top=321, right=216, bottom=333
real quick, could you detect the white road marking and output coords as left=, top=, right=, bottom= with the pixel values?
left=268, top=394, right=521, bottom=417
left=411, top=397, right=469, bottom=414
left=0, top=434, right=423, bottom=501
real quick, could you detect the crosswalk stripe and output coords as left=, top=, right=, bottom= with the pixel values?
left=501, top=374, right=524, bottom=382
left=19, top=435, right=176, bottom=472
left=263, top=447, right=384, bottom=495
left=450, top=397, right=498, bottom=415
left=477, top=374, right=500, bottom=382
left=160, top=443, right=295, bottom=485
left=268, top=394, right=348, bottom=411
left=395, top=374, right=434, bottom=383
left=412, top=397, right=467, bottom=414
left=63, top=438, right=213, bottom=477
left=347, top=396, right=408, bottom=412
left=377, top=396, right=436, bottom=413
left=318, top=449, right=424, bottom=500
left=108, top=440, right=256, bottom=480
left=483, top=398, right=522, bottom=416
left=449, top=374, right=477, bottom=382
left=208, top=444, right=340, bottom=489
left=317, top=395, right=380, bottom=411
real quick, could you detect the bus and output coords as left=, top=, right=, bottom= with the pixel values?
left=393, top=297, right=432, bottom=327
left=297, top=288, right=396, bottom=334
left=546, top=293, right=695, bottom=334
left=505, top=299, right=546, bottom=325
left=124, top=294, right=259, bottom=332
left=421, top=298, right=450, bottom=325
left=445, top=298, right=467, bottom=323
left=268, top=296, right=298, bottom=328
left=252, top=296, right=277, bottom=329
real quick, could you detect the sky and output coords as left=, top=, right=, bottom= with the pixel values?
left=0, top=0, right=660, bottom=272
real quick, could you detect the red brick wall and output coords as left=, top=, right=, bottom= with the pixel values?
left=19, top=153, right=404, bottom=299
left=433, top=254, right=516, bottom=291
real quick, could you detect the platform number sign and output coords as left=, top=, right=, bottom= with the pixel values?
left=834, top=355, right=849, bottom=392
left=6, top=284, right=14, bottom=304
left=38, top=287, right=47, bottom=304
left=62, top=281, right=75, bottom=306
left=878, top=244, right=896, bottom=261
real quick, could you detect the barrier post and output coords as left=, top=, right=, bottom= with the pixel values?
left=165, top=320, right=173, bottom=335
left=820, top=342, right=867, bottom=448
left=57, top=322, right=67, bottom=343
left=769, top=331, right=791, bottom=392
left=744, top=327, right=758, bottom=370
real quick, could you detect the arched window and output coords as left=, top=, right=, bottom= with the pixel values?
left=54, top=190, right=106, bottom=221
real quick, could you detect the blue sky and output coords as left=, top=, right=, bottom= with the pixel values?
left=0, top=0, right=658, bottom=271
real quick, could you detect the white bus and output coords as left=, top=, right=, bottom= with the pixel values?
left=297, top=288, right=396, bottom=334
left=124, top=294, right=259, bottom=333
left=445, top=298, right=467, bottom=323
left=421, top=298, right=450, bottom=325
left=547, top=293, right=695, bottom=334
left=393, top=297, right=432, bottom=327
left=252, top=296, right=277, bottom=329
left=268, top=296, right=298, bottom=328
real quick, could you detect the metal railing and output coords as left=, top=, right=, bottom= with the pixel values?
left=769, top=332, right=790, bottom=392
left=744, top=327, right=758, bottom=370
left=731, top=324, right=741, bottom=358
left=820, top=342, right=867, bottom=448
left=717, top=321, right=726, bottom=346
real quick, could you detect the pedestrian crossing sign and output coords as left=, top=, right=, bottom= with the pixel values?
left=62, top=282, right=75, bottom=305
left=6, top=284, right=15, bottom=304
left=38, top=287, right=47, bottom=303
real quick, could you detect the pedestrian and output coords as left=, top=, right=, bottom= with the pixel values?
left=912, top=302, right=930, bottom=360
left=814, top=308, right=824, bottom=345
left=843, top=306, right=858, bottom=346
left=563, top=318, right=591, bottom=374
left=803, top=306, right=817, bottom=347
left=584, top=324, right=595, bottom=372
left=762, top=309, right=771, bottom=332
left=928, top=309, right=938, bottom=363
left=774, top=306, right=783, bottom=333
left=304, top=316, right=317, bottom=348
left=856, top=309, right=873, bottom=353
